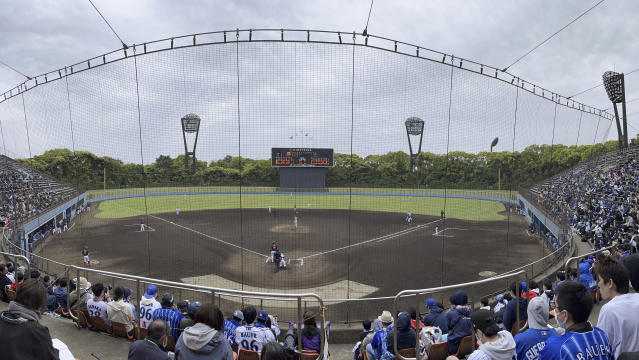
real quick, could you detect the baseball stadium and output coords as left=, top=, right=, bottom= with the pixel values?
left=2, top=4, right=639, bottom=359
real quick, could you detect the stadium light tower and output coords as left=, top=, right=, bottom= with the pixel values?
left=602, top=71, right=628, bottom=150
left=490, top=137, right=501, bottom=191
left=405, top=117, right=425, bottom=172
left=490, top=137, right=499, bottom=152
left=181, top=113, right=201, bottom=173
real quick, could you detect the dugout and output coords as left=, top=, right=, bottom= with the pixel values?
left=272, top=148, right=333, bottom=190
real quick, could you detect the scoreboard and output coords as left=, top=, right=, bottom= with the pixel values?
left=271, top=148, right=334, bottom=167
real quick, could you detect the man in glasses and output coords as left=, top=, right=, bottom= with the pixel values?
left=539, top=282, right=612, bottom=360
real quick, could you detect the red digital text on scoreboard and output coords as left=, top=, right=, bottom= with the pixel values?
left=271, top=148, right=334, bottom=167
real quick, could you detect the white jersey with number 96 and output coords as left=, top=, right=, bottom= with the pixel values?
left=235, top=325, right=275, bottom=355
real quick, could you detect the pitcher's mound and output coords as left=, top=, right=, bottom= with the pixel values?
left=270, top=224, right=311, bottom=234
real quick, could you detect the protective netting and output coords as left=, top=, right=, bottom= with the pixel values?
left=0, top=31, right=615, bottom=322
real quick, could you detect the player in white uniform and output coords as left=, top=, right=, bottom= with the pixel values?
left=82, top=246, right=90, bottom=266
left=268, top=205, right=272, bottom=214
left=87, top=283, right=110, bottom=327
left=293, top=215, right=298, bottom=229
left=139, top=285, right=161, bottom=328
left=268, top=242, right=278, bottom=263
left=435, top=222, right=439, bottom=234
left=176, top=208, right=180, bottom=216
left=406, top=211, right=413, bottom=224
left=140, top=220, right=145, bottom=232
left=235, top=306, right=276, bottom=355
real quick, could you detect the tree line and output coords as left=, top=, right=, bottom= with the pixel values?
left=19, top=140, right=625, bottom=190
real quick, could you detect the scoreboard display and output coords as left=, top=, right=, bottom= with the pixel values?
left=271, top=148, right=334, bottom=167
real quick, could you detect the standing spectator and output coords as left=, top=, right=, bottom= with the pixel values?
left=107, top=286, right=135, bottom=337
left=152, top=293, right=184, bottom=341
left=128, top=320, right=172, bottom=360
left=222, top=309, right=244, bottom=346
left=503, top=282, right=527, bottom=332
left=466, top=309, right=516, bottom=360
left=538, top=282, right=613, bottom=360
left=140, top=285, right=161, bottom=329
left=594, top=256, right=639, bottom=357
left=0, top=278, right=60, bottom=359
left=0, top=264, right=11, bottom=302
left=174, top=303, right=234, bottom=360
left=446, top=290, right=472, bottom=355
left=180, top=302, right=201, bottom=331
left=514, top=297, right=557, bottom=360
left=87, top=283, right=110, bottom=327
left=235, top=305, right=276, bottom=356
left=422, top=298, right=448, bottom=332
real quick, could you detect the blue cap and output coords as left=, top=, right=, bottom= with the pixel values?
left=496, top=294, right=504, bottom=301
left=233, top=310, right=244, bottom=320
left=187, top=302, right=201, bottom=317
left=144, top=285, right=157, bottom=298
left=426, top=298, right=437, bottom=307
left=257, top=310, right=269, bottom=321
left=7, top=266, right=14, bottom=272
left=521, top=282, right=527, bottom=291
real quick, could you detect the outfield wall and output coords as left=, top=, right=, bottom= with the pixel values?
left=518, top=192, right=561, bottom=238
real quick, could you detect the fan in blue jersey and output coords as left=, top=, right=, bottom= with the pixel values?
left=539, top=282, right=613, bottom=360
left=223, top=310, right=244, bottom=346
left=514, top=297, right=557, bottom=360
left=152, top=293, right=184, bottom=341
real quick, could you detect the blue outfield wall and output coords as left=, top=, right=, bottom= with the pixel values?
left=518, top=193, right=561, bottom=238
left=22, top=193, right=87, bottom=235
left=88, top=190, right=519, bottom=204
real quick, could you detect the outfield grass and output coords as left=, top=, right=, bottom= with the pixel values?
left=94, top=193, right=507, bottom=221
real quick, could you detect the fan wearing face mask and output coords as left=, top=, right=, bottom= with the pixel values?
left=539, top=282, right=613, bottom=360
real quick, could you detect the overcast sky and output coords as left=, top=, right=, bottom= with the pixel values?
left=1, top=0, right=637, bottom=163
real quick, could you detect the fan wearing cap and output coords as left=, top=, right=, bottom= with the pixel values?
left=139, top=285, right=161, bottom=329
left=235, top=305, right=276, bottom=355
left=69, top=277, right=91, bottom=321
left=446, top=290, right=472, bottom=355
left=180, top=301, right=201, bottom=331
left=422, top=298, right=448, bottom=333
left=465, top=309, right=515, bottom=360
left=222, top=309, right=244, bottom=346
left=513, top=297, right=557, bottom=360
left=368, top=310, right=393, bottom=360
left=152, top=293, right=185, bottom=341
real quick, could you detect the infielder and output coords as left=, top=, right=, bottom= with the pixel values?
left=405, top=211, right=413, bottom=224
left=82, top=246, right=90, bottom=266
left=176, top=208, right=180, bottom=216
left=293, top=215, right=298, bottom=229
left=435, top=222, right=439, bottom=234
left=268, top=205, right=272, bottom=214
left=140, top=220, right=145, bottom=232
left=268, top=242, right=278, bottom=263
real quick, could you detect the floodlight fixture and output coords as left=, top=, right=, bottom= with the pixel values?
left=602, top=71, right=628, bottom=149
left=181, top=113, right=201, bottom=173
left=405, top=117, right=425, bottom=172
left=490, top=137, right=499, bottom=152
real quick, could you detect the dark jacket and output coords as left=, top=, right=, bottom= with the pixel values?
left=128, top=338, right=172, bottom=360
left=0, top=301, right=60, bottom=360
left=174, top=323, right=234, bottom=360
left=446, top=306, right=472, bottom=354
left=385, top=312, right=416, bottom=353
left=503, top=297, right=528, bottom=332
left=0, top=274, right=10, bottom=302
left=422, top=306, right=448, bottom=332
left=54, top=286, right=68, bottom=311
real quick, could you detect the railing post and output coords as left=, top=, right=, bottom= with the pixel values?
left=211, top=290, right=215, bottom=304
left=297, top=297, right=303, bottom=352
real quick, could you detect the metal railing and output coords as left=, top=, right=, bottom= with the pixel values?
left=0, top=251, right=30, bottom=277
left=65, top=265, right=326, bottom=358
left=564, top=246, right=614, bottom=282
left=392, top=270, right=527, bottom=360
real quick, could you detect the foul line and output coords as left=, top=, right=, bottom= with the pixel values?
left=298, top=219, right=439, bottom=261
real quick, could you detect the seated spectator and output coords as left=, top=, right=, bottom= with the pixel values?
left=152, top=293, right=184, bottom=341
left=0, top=278, right=60, bottom=359
left=140, top=285, right=161, bottom=329
left=107, top=286, right=135, bottom=336
left=359, top=321, right=382, bottom=360
left=123, top=287, right=137, bottom=321
left=406, top=306, right=424, bottom=332
left=446, top=290, right=472, bottom=355
left=177, top=300, right=190, bottom=319
left=69, top=277, right=91, bottom=321
left=514, top=297, right=557, bottom=360
left=369, top=310, right=393, bottom=360
left=622, top=253, right=639, bottom=292
left=261, top=342, right=289, bottom=360
left=382, top=311, right=415, bottom=359
left=466, top=309, right=515, bottom=360
left=521, top=282, right=538, bottom=299
left=175, top=303, right=233, bottom=360
left=539, top=282, right=613, bottom=360
left=301, top=310, right=321, bottom=352
left=0, top=264, right=11, bottom=302
left=87, top=283, right=110, bottom=327
left=422, top=298, right=448, bottom=332
left=45, top=282, right=58, bottom=313
left=503, top=282, right=527, bottom=332
left=30, top=270, right=40, bottom=280
left=54, top=277, right=68, bottom=311
left=235, top=305, right=276, bottom=355
left=360, top=319, right=373, bottom=341
left=594, top=256, right=639, bottom=357
left=5, top=264, right=15, bottom=284
left=222, top=309, right=243, bottom=346
left=555, top=271, right=566, bottom=289
left=578, top=258, right=597, bottom=290
left=42, top=274, right=52, bottom=290
left=10, top=271, right=24, bottom=291
left=540, top=278, right=554, bottom=309
left=493, top=294, right=508, bottom=314
left=128, top=319, right=171, bottom=360
left=480, top=297, right=490, bottom=310
left=180, top=301, right=201, bottom=331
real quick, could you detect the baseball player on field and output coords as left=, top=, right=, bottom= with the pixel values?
left=82, top=245, right=90, bottom=266
left=435, top=222, right=439, bottom=234
left=176, top=208, right=180, bottom=216
left=406, top=211, right=413, bottom=224
left=293, top=215, right=298, bottom=229
left=140, top=220, right=145, bottom=232
left=268, top=242, right=278, bottom=263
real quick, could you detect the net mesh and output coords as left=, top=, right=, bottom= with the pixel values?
left=0, top=33, right=615, bottom=322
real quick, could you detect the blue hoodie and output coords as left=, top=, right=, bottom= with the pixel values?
left=383, top=312, right=416, bottom=358
left=422, top=306, right=448, bottom=332
left=447, top=291, right=472, bottom=355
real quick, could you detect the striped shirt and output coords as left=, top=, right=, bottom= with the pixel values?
left=152, top=308, right=184, bottom=341
left=539, top=324, right=613, bottom=360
